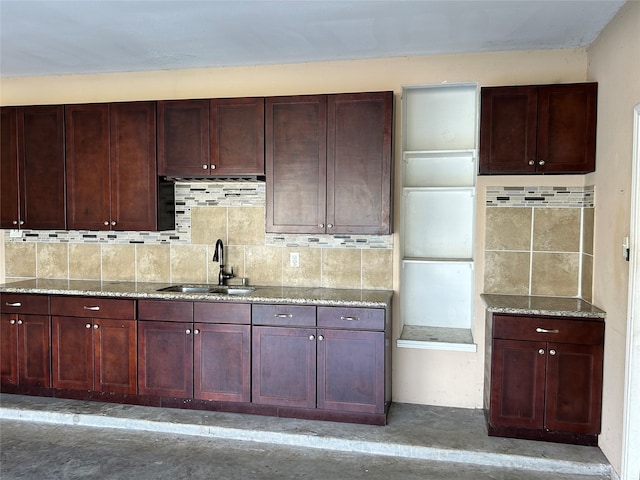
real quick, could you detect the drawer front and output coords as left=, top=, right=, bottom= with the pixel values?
left=194, top=302, right=250, bottom=324
left=0, top=293, right=49, bottom=315
left=493, top=314, right=604, bottom=345
left=252, top=304, right=316, bottom=327
left=138, top=299, right=193, bottom=322
left=51, top=296, right=135, bottom=320
left=317, top=306, right=385, bottom=331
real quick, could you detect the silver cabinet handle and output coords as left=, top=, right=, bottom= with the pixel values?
left=12, top=220, right=18, bottom=225
left=19, top=220, right=24, bottom=225
left=210, top=164, right=216, bottom=170
left=86, top=323, right=92, bottom=329
left=318, top=335, right=324, bottom=341
left=341, top=316, right=359, bottom=321
left=93, top=324, right=99, bottom=330
left=84, top=306, right=100, bottom=311
left=104, top=221, right=110, bottom=226
left=274, top=313, right=293, bottom=318
left=186, top=329, right=192, bottom=334
left=539, top=160, right=546, bottom=166
left=194, top=329, right=200, bottom=335
left=202, top=165, right=208, bottom=169
left=318, top=224, right=324, bottom=228
left=549, top=349, right=556, bottom=356
left=308, top=335, right=315, bottom=341
left=536, top=327, right=559, bottom=334
left=5, top=302, right=22, bottom=307
left=17, top=320, right=23, bottom=325
left=327, top=223, right=333, bottom=229
left=538, top=348, right=545, bottom=355
left=9, top=319, right=16, bottom=325
left=528, top=160, right=535, bottom=166
left=110, top=221, right=116, bottom=226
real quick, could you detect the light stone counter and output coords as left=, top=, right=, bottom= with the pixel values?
left=0, top=279, right=393, bottom=309
left=481, top=293, right=605, bottom=319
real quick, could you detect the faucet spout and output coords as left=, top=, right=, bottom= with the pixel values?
left=212, top=239, right=234, bottom=286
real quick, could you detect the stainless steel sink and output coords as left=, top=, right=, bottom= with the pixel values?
left=157, top=285, right=255, bottom=295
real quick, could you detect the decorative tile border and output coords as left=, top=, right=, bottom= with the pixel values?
left=4, top=180, right=393, bottom=249
left=485, top=186, right=595, bottom=208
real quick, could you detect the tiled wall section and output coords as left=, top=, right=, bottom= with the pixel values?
left=4, top=181, right=394, bottom=290
left=484, top=186, right=594, bottom=302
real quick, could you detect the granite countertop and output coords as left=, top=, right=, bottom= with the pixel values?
left=481, top=293, right=605, bottom=319
left=0, top=279, right=393, bottom=309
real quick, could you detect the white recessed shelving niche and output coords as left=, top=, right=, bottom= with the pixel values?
left=398, top=83, right=478, bottom=352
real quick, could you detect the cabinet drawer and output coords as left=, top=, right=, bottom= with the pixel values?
left=493, top=315, right=604, bottom=345
left=138, top=299, right=193, bottom=322
left=0, top=293, right=49, bottom=315
left=194, top=302, right=250, bottom=324
left=51, top=296, right=135, bottom=320
left=252, top=304, right=316, bottom=327
left=317, top=307, right=384, bottom=331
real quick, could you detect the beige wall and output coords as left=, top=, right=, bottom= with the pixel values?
left=587, top=0, right=640, bottom=475
left=1, top=49, right=590, bottom=411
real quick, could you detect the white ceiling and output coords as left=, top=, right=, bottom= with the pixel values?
left=0, top=0, right=627, bottom=78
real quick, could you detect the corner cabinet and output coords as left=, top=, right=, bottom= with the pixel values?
left=0, top=105, right=66, bottom=230
left=266, top=91, right=393, bottom=235
left=485, top=313, right=604, bottom=445
left=479, top=83, right=597, bottom=175
left=65, top=102, right=174, bottom=231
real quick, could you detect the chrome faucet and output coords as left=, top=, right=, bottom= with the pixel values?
left=212, top=239, right=234, bottom=286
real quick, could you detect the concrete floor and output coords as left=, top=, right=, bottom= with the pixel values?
left=0, top=394, right=613, bottom=480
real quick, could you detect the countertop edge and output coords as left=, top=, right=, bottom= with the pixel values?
left=481, top=293, right=606, bottom=319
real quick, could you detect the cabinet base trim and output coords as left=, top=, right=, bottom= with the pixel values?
left=487, top=423, right=598, bottom=447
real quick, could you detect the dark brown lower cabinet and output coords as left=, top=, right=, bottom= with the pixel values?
left=51, top=296, right=137, bottom=394
left=137, top=300, right=251, bottom=403
left=486, top=313, right=604, bottom=445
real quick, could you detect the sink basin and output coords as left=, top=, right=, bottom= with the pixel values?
left=157, top=285, right=255, bottom=295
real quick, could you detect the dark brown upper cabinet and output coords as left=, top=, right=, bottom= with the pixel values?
left=65, top=102, right=174, bottom=231
left=1, top=105, right=66, bottom=230
left=158, top=97, right=265, bottom=177
left=266, top=91, right=393, bottom=234
left=479, top=83, right=597, bottom=175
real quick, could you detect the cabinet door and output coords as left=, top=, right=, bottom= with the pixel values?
left=194, top=323, right=250, bottom=402
left=252, top=326, right=316, bottom=408
left=327, top=92, right=393, bottom=234
left=158, top=100, right=210, bottom=176
left=545, top=342, right=603, bottom=434
left=18, top=314, right=51, bottom=387
left=138, top=320, right=193, bottom=398
left=0, top=107, right=19, bottom=228
left=317, top=329, right=385, bottom=414
left=110, top=102, right=158, bottom=231
left=65, top=104, right=111, bottom=230
left=537, top=83, right=597, bottom=174
left=94, top=318, right=136, bottom=394
left=210, top=97, right=265, bottom=175
left=489, top=338, right=546, bottom=429
left=479, top=86, right=538, bottom=175
left=0, top=313, right=19, bottom=385
left=266, top=95, right=327, bottom=234
left=20, top=105, right=66, bottom=230
left=52, top=316, right=93, bottom=390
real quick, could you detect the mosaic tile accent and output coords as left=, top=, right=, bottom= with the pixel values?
left=485, top=186, right=595, bottom=208
left=4, top=180, right=393, bottom=250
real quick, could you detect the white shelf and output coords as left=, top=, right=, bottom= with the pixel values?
left=397, top=325, right=477, bottom=352
left=403, top=150, right=476, bottom=187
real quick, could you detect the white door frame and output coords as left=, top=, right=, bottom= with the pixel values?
left=621, top=103, right=640, bottom=480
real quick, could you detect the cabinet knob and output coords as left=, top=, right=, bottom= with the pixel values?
left=549, top=349, right=556, bottom=356
left=309, top=335, right=315, bottom=341
left=93, top=324, right=99, bottom=330
left=19, top=220, right=24, bottom=225
left=17, top=319, right=23, bottom=325
left=210, top=164, right=216, bottom=170
left=327, top=223, right=333, bottom=229
left=528, top=160, right=535, bottom=166
left=111, top=221, right=116, bottom=226
left=12, top=220, right=18, bottom=225
left=202, top=165, right=208, bottom=170
left=9, top=319, right=16, bottom=325
left=538, top=160, right=546, bottom=166
left=104, top=221, right=110, bottom=226
left=186, top=328, right=192, bottom=335
left=86, top=323, right=92, bottom=329
left=318, top=335, right=324, bottom=341
left=318, top=224, right=324, bottom=228
left=538, top=348, right=545, bottom=355
left=194, top=329, right=200, bottom=335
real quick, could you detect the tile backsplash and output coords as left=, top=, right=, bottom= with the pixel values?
left=4, top=181, right=394, bottom=290
left=484, top=186, right=594, bottom=301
